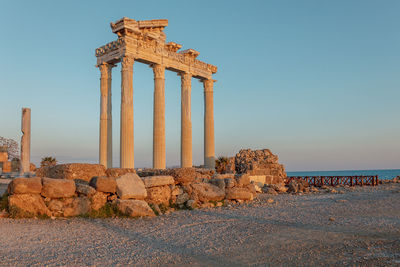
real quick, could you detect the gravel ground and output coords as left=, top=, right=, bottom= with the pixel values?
left=0, top=183, right=399, bottom=266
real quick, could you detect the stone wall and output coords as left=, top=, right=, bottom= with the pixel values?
left=6, top=165, right=267, bottom=218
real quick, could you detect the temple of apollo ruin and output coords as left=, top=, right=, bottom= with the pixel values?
left=95, top=17, right=217, bottom=170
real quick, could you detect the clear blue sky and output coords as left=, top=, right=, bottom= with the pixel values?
left=0, top=0, right=399, bottom=171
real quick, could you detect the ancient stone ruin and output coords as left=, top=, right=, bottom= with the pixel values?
left=95, top=17, right=217, bottom=170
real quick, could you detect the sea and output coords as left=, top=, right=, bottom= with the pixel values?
left=287, top=169, right=400, bottom=180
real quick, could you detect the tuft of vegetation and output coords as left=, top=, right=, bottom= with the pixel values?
left=40, top=156, right=57, bottom=168
left=215, top=156, right=229, bottom=174
left=81, top=203, right=128, bottom=218
left=8, top=206, right=35, bottom=219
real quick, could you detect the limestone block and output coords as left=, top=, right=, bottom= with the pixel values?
left=209, top=178, right=225, bottom=190
left=213, top=173, right=235, bottom=179
left=224, top=178, right=235, bottom=188
left=142, top=176, right=174, bottom=188
left=175, top=192, right=189, bottom=205
left=8, top=194, right=51, bottom=216
left=106, top=168, right=136, bottom=178
left=191, top=182, right=225, bottom=202
left=91, top=192, right=108, bottom=211
left=63, top=197, right=91, bottom=217
left=48, top=199, right=64, bottom=213
left=169, top=168, right=197, bottom=184
left=115, top=199, right=155, bottom=217
left=225, top=188, right=253, bottom=201
left=8, top=177, right=42, bottom=194
left=75, top=183, right=96, bottom=197
left=36, top=163, right=106, bottom=182
left=2, top=161, right=11, bottom=173
left=145, top=185, right=171, bottom=205
left=89, top=176, right=116, bottom=193
left=249, top=175, right=266, bottom=185
left=235, top=174, right=250, bottom=187
left=116, top=173, right=147, bottom=200
left=41, top=177, right=76, bottom=199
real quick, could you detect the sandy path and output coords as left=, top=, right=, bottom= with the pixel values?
left=0, top=183, right=399, bottom=266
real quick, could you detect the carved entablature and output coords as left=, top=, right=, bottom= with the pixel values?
left=96, top=17, right=217, bottom=79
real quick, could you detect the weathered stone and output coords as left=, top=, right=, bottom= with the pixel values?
left=8, top=177, right=42, bottom=194
left=235, top=174, right=250, bottom=187
left=248, top=175, right=266, bottom=185
left=263, top=187, right=278, bottom=195
left=63, top=197, right=91, bottom=217
left=209, top=178, right=225, bottom=190
left=91, top=192, right=108, bottom=211
left=145, top=185, right=171, bottom=205
left=8, top=194, right=51, bottom=216
left=41, top=177, right=76, bottom=199
left=171, top=186, right=182, bottom=196
left=246, top=183, right=257, bottom=195
left=270, top=184, right=288, bottom=193
left=47, top=199, right=64, bottom=212
left=191, top=182, right=225, bottom=202
left=186, top=199, right=196, bottom=209
left=75, top=183, right=96, bottom=197
left=105, top=168, right=136, bottom=178
left=176, top=192, right=189, bottom=205
left=116, top=173, right=147, bottom=200
left=224, top=178, right=235, bottom=188
left=254, top=183, right=262, bottom=193
left=89, top=176, right=116, bottom=193
left=213, top=173, right=235, bottom=179
left=36, top=163, right=106, bottom=182
left=115, top=199, right=155, bottom=217
left=142, top=176, right=174, bottom=188
left=170, top=168, right=197, bottom=184
left=226, top=188, right=253, bottom=200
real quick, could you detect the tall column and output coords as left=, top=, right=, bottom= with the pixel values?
left=106, top=64, right=113, bottom=168
left=180, top=72, right=192, bottom=168
left=98, top=63, right=110, bottom=168
left=120, top=56, right=135, bottom=168
left=20, top=108, right=31, bottom=174
left=203, top=79, right=215, bottom=169
left=152, top=64, right=166, bottom=169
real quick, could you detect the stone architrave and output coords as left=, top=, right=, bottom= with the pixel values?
left=120, top=56, right=135, bottom=168
left=152, top=64, right=166, bottom=169
left=203, top=79, right=215, bottom=169
left=180, top=72, right=192, bottom=168
left=20, top=108, right=31, bottom=174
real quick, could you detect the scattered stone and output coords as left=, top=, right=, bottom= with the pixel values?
left=89, top=176, right=116, bottom=193
left=8, top=177, right=42, bottom=195
left=254, top=183, right=262, bottom=193
left=63, top=197, right=91, bottom=217
left=116, top=173, right=147, bottom=200
left=226, top=188, right=253, bottom=201
left=191, top=182, right=225, bottom=202
left=91, top=192, right=108, bottom=211
left=224, top=178, right=235, bottom=188
left=263, top=187, right=278, bottom=195
left=171, top=186, right=182, bottom=196
left=235, top=174, right=250, bottom=187
left=75, top=183, right=96, bottom=197
left=36, top=163, right=106, bottom=182
left=116, top=199, right=155, bottom=217
left=209, top=178, right=225, bottom=190
left=145, top=185, right=171, bottom=205
left=176, top=193, right=189, bottom=205
left=329, top=217, right=336, bottom=221
left=267, top=198, right=274, bottom=204
left=310, top=186, right=319, bottom=192
left=41, top=178, right=75, bottom=199
left=105, top=168, right=136, bottom=178
left=141, top=176, right=174, bottom=188
left=8, top=194, right=51, bottom=216
left=151, top=204, right=162, bottom=215
left=216, top=202, right=223, bottom=207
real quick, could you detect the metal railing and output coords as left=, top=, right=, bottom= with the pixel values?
left=286, top=175, right=379, bottom=187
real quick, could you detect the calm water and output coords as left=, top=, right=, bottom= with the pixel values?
left=287, top=169, right=400, bottom=180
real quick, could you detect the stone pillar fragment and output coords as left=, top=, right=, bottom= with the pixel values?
left=20, top=108, right=31, bottom=174
left=120, top=56, right=135, bottom=168
left=98, top=63, right=111, bottom=168
left=107, top=64, right=113, bottom=168
left=152, top=64, right=166, bottom=169
left=203, top=79, right=215, bottom=169
left=180, top=72, right=192, bottom=168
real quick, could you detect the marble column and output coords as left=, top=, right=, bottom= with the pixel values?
left=98, top=63, right=111, bottom=168
left=180, top=72, right=192, bottom=168
left=120, top=56, right=135, bottom=168
left=20, top=108, right=31, bottom=174
left=106, top=65, right=113, bottom=168
left=203, top=79, right=215, bottom=169
left=152, top=64, right=166, bottom=169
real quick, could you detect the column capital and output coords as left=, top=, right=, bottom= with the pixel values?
left=151, top=64, right=165, bottom=79
left=121, top=56, right=134, bottom=69
left=179, top=72, right=192, bottom=87
left=98, top=62, right=116, bottom=78
left=202, top=78, right=216, bottom=92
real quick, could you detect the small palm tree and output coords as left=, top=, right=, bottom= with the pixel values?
left=40, top=157, right=57, bottom=167
left=215, top=156, right=229, bottom=174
